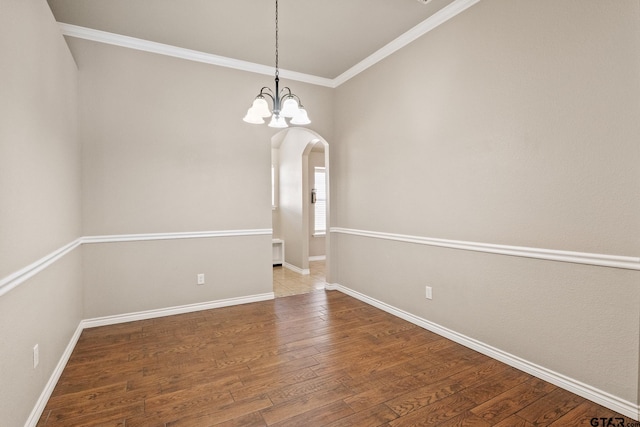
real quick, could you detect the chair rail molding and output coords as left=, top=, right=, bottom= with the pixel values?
left=330, top=227, right=640, bottom=271
left=0, top=238, right=82, bottom=297
left=0, top=229, right=273, bottom=297
left=82, top=229, right=272, bottom=244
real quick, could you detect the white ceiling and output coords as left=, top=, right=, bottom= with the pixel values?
left=47, top=0, right=458, bottom=80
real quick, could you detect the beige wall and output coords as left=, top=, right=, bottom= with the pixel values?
left=66, top=38, right=334, bottom=317
left=3, top=0, right=639, bottom=424
left=333, top=0, right=640, bottom=407
left=67, top=37, right=333, bottom=237
left=0, top=1, right=82, bottom=425
left=82, top=236, right=271, bottom=318
left=71, top=38, right=273, bottom=236
left=271, top=148, right=282, bottom=239
left=278, top=128, right=313, bottom=271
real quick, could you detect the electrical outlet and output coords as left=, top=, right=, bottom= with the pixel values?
left=33, top=344, right=39, bottom=368
left=197, top=274, right=205, bottom=285
left=425, top=286, right=433, bottom=300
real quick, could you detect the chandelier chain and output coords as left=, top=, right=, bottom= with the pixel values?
left=242, top=0, right=310, bottom=127
left=275, top=0, right=279, bottom=79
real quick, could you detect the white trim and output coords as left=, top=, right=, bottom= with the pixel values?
left=0, top=230, right=272, bottom=298
left=82, top=229, right=272, bottom=244
left=283, top=262, right=310, bottom=275
left=24, top=324, right=84, bottom=427
left=58, top=23, right=334, bottom=88
left=24, top=292, right=274, bottom=427
left=325, top=283, right=640, bottom=421
left=332, top=0, right=482, bottom=86
left=330, top=227, right=640, bottom=271
left=81, top=293, right=275, bottom=329
left=309, top=255, right=326, bottom=262
left=0, top=238, right=82, bottom=297
left=56, top=0, right=479, bottom=89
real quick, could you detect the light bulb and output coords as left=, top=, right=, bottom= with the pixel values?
left=290, top=107, right=310, bottom=125
left=280, top=98, right=299, bottom=118
left=268, top=114, right=288, bottom=128
left=243, top=108, right=265, bottom=124
left=252, top=97, right=272, bottom=118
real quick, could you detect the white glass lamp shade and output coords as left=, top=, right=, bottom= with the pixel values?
left=243, top=108, right=265, bottom=124
left=290, top=107, right=311, bottom=125
left=268, top=114, right=288, bottom=128
left=251, top=97, right=272, bottom=118
left=280, top=98, right=299, bottom=118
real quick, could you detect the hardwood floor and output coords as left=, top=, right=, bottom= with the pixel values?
left=37, top=290, right=628, bottom=426
left=273, top=261, right=326, bottom=297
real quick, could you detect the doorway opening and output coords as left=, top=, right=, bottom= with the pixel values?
left=270, top=128, right=330, bottom=297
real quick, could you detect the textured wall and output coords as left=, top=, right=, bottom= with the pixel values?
left=0, top=1, right=82, bottom=425
left=67, top=38, right=334, bottom=317
left=333, top=0, right=640, bottom=406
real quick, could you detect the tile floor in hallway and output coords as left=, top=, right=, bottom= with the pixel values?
left=273, top=260, right=326, bottom=297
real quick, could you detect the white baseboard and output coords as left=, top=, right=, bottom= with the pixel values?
left=314, top=282, right=327, bottom=290
left=309, top=255, right=326, bottom=262
left=82, top=293, right=275, bottom=329
left=24, top=323, right=84, bottom=427
left=283, top=262, right=310, bottom=275
left=25, top=292, right=274, bottom=426
left=325, top=283, right=640, bottom=421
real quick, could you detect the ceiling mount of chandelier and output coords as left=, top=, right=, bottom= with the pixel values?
left=243, top=0, right=311, bottom=128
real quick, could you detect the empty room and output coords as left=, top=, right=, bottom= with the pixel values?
left=1, top=0, right=639, bottom=426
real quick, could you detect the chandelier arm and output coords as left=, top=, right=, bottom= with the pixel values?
left=291, top=94, right=304, bottom=107
left=258, top=91, right=275, bottom=103
left=279, top=90, right=305, bottom=107
left=279, top=87, right=293, bottom=98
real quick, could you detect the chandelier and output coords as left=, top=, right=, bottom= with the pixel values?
left=242, top=0, right=311, bottom=128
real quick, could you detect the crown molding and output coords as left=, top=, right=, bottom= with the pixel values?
left=57, top=0, right=481, bottom=89
left=333, top=0, right=482, bottom=86
left=58, top=23, right=335, bottom=88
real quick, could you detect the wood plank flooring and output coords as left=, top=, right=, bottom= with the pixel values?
left=37, top=290, right=629, bottom=426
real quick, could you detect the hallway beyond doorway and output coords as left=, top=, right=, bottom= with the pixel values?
left=273, top=260, right=325, bottom=297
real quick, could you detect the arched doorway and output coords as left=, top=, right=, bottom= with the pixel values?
left=271, top=128, right=331, bottom=296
